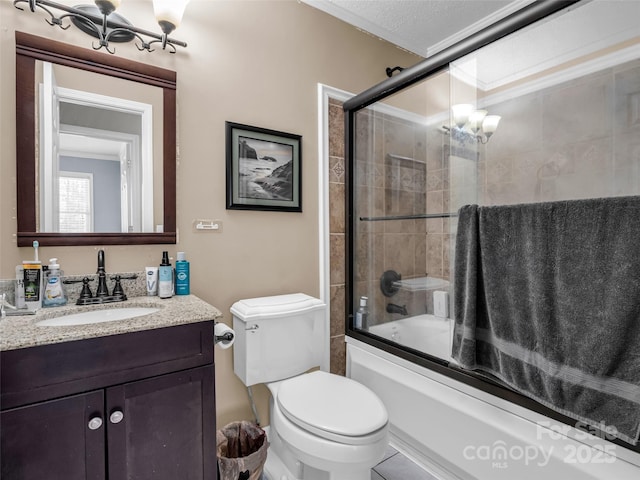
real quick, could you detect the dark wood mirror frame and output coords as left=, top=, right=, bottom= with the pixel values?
left=15, top=31, right=176, bottom=246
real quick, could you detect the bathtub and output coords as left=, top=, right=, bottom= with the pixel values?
left=368, top=314, right=454, bottom=362
left=347, top=316, right=640, bottom=480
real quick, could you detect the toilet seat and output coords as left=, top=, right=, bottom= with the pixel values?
left=276, top=371, right=388, bottom=445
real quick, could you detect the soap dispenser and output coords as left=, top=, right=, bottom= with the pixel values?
left=43, top=258, right=67, bottom=307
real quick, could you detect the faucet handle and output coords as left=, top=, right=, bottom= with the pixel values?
left=111, top=274, right=138, bottom=281
left=64, top=277, right=94, bottom=299
left=110, top=274, right=137, bottom=298
left=111, top=275, right=124, bottom=297
left=80, top=277, right=94, bottom=299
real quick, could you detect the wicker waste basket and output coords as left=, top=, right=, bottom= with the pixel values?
left=217, top=421, right=269, bottom=480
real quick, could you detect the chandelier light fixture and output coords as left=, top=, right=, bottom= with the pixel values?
left=14, top=0, right=190, bottom=53
left=443, top=103, right=501, bottom=145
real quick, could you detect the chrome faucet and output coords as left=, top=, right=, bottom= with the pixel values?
left=386, top=303, right=408, bottom=316
left=95, top=249, right=109, bottom=297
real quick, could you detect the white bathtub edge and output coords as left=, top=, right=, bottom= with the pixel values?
left=346, top=337, right=640, bottom=480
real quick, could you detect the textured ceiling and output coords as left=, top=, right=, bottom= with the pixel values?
left=302, top=0, right=533, bottom=57
left=307, top=0, right=640, bottom=95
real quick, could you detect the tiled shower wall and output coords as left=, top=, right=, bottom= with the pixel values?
left=352, top=109, right=433, bottom=323
left=328, top=98, right=447, bottom=375
left=328, top=97, right=347, bottom=375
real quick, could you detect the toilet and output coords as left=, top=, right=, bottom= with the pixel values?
left=231, top=293, right=389, bottom=480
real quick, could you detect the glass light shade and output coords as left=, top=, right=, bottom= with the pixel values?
left=94, top=0, right=121, bottom=15
left=451, top=104, right=474, bottom=129
left=468, top=110, right=487, bottom=133
left=482, top=115, right=501, bottom=135
left=153, top=0, right=190, bottom=31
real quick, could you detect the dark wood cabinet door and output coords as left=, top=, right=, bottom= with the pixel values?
left=0, top=390, right=106, bottom=480
left=106, top=365, right=216, bottom=480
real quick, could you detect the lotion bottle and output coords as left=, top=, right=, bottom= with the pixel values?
left=158, top=251, right=173, bottom=298
left=145, top=267, right=158, bottom=296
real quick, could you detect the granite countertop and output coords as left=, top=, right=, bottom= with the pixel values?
left=0, top=294, right=222, bottom=351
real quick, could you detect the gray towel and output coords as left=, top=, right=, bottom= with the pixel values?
left=452, top=196, right=640, bottom=445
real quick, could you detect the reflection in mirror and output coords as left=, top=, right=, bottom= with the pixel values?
left=16, top=32, right=176, bottom=246
left=36, top=61, right=163, bottom=233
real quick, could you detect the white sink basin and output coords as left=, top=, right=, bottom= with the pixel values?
left=36, top=307, right=159, bottom=327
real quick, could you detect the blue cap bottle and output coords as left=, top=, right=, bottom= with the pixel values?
left=175, top=251, right=190, bottom=295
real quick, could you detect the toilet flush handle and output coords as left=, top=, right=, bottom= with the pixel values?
left=245, top=324, right=259, bottom=331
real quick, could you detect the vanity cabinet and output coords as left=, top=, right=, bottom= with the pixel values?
left=0, top=321, right=217, bottom=480
left=1, top=390, right=105, bottom=479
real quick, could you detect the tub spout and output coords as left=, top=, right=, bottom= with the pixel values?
left=386, top=303, right=408, bottom=315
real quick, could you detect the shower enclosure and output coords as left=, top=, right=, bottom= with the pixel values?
left=345, top=0, right=640, bottom=457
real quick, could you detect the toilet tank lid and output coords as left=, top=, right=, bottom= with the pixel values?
left=231, top=293, right=325, bottom=321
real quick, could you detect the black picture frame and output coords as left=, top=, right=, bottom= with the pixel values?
left=225, top=122, right=302, bottom=212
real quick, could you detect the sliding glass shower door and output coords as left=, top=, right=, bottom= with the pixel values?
left=350, top=70, right=462, bottom=362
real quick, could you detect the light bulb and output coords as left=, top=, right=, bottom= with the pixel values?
left=451, top=104, right=474, bottom=129
left=468, top=110, right=487, bottom=134
left=154, top=0, right=190, bottom=34
left=94, top=0, right=121, bottom=16
left=482, top=115, right=501, bottom=136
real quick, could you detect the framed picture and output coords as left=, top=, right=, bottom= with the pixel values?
left=226, top=122, right=302, bottom=212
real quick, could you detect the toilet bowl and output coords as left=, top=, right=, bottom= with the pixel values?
left=263, top=372, right=388, bottom=480
left=231, top=294, right=389, bottom=480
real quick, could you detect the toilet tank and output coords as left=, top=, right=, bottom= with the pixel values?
left=231, top=293, right=326, bottom=386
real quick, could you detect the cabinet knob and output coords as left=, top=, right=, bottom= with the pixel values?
left=110, top=410, right=124, bottom=424
left=88, top=416, right=103, bottom=430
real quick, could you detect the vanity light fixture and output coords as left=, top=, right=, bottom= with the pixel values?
left=443, top=103, right=501, bottom=144
left=13, top=0, right=190, bottom=54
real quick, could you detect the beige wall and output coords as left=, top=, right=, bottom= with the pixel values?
left=0, top=0, right=420, bottom=427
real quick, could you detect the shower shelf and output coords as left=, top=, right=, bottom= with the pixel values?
left=359, top=212, right=458, bottom=221
left=385, top=153, right=426, bottom=165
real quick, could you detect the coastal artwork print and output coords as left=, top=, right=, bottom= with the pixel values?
left=226, top=122, right=302, bottom=212
left=237, top=136, right=293, bottom=201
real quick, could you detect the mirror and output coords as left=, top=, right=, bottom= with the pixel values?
left=37, top=61, right=163, bottom=234
left=16, top=31, right=176, bottom=246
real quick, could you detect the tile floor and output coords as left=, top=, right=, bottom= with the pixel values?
left=371, top=446, right=440, bottom=480
left=256, top=444, right=439, bottom=480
